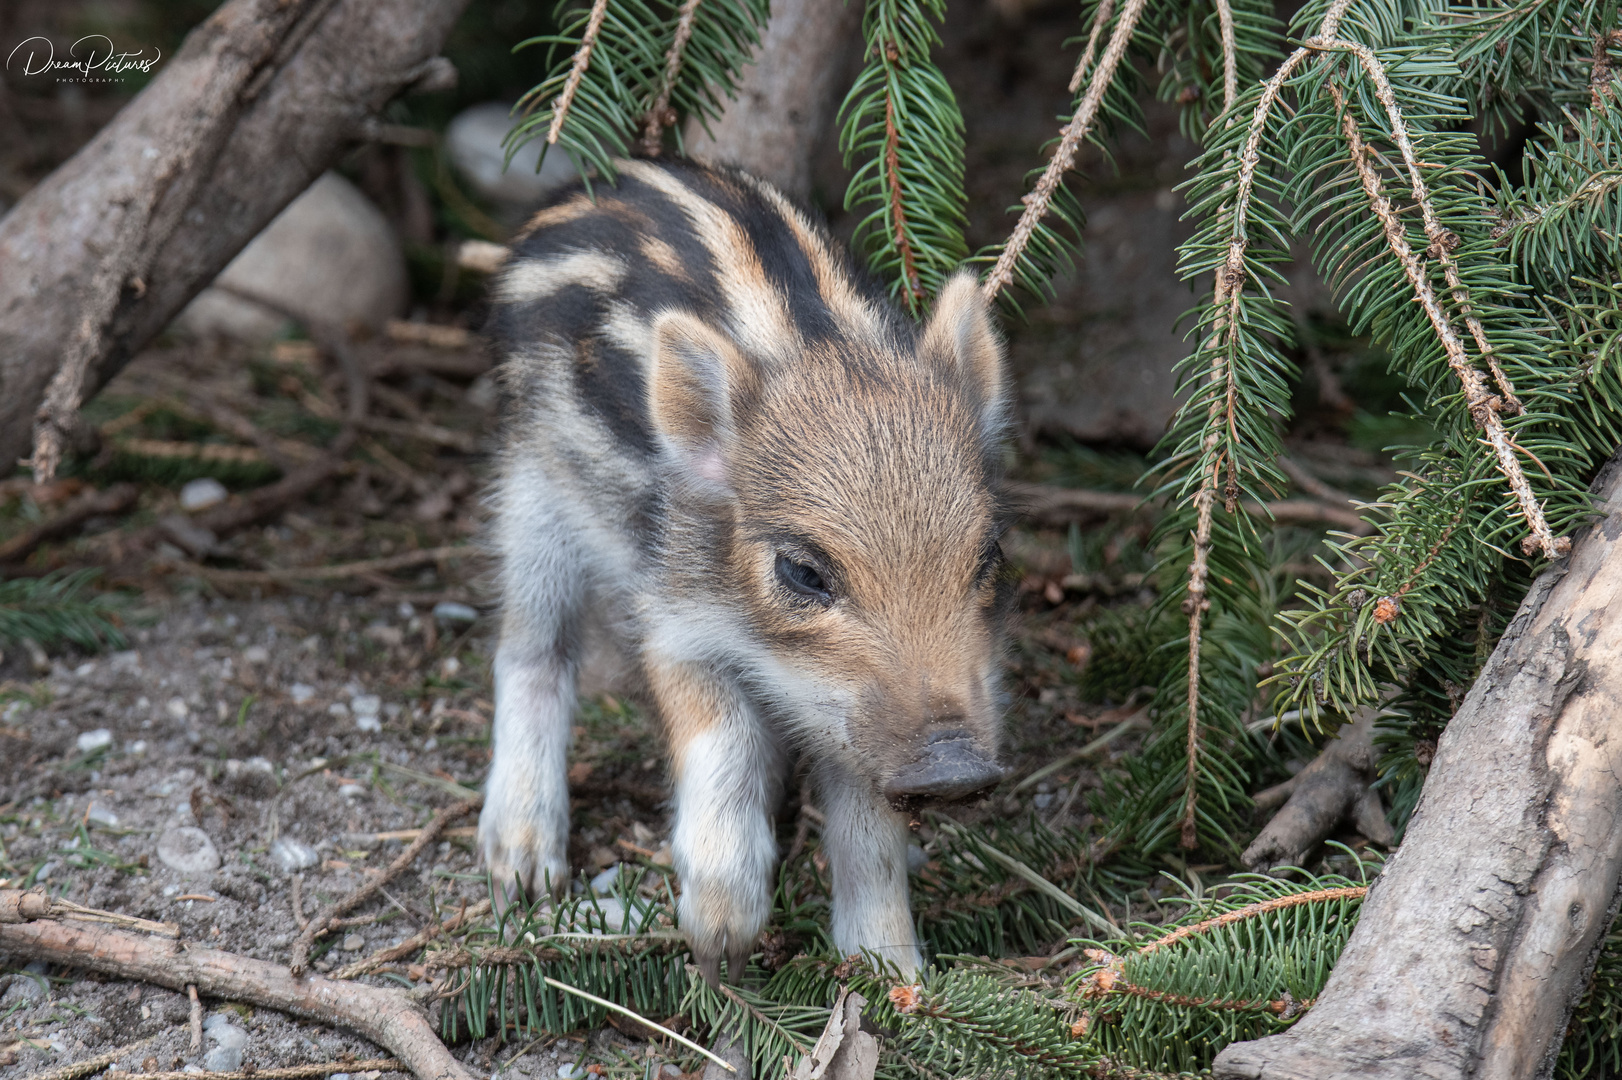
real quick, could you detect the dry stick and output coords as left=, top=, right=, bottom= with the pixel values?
left=0, top=484, right=139, bottom=564
left=547, top=0, right=613, bottom=145
left=18, top=1036, right=155, bottom=1080
left=640, top=0, right=704, bottom=153
left=290, top=875, right=310, bottom=932
left=332, top=899, right=490, bottom=980
left=1320, top=66, right=1566, bottom=561
left=289, top=796, right=482, bottom=975
left=181, top=546, right=470, bottom=587
left=134, top=1060, right=401, bottom=1080
left=981, top=0, right=1148, bottom=301
left=188, top=984, right=203, bottom=1051
left=0, top=919, right=474, bottom=1080
left=1174, top=0, right=1358, bottom=849
left=0, top=890, right=177, bottom=938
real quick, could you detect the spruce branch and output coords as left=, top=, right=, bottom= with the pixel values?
left=1322, top=68, right=1566, bottom=560
left=639, top=0, right=704, bottom=153
left=546, top=0, right=613, bottom=147
left=1214, top=0, right=1237, bottom=111
left=980, top=0, right=1148, bottom=302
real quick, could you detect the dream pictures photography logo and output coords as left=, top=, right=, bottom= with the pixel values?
left=7, top=35, right=161, bottom=84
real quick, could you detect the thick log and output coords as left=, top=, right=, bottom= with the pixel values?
left=683, top=0, right=862, bottom=201
left=0, top=0, right=470, bottom=475
left=1215, top=451, right=1622, bottom=1080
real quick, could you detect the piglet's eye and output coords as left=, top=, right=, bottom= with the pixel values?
left=775, top=554, right=830, bottom=600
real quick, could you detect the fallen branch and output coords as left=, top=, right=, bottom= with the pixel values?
left=0, top=484, right=138, bottom=565
left=333, top=899, right=490, bottom=980
left=1005, top=481, right=1369, bottom=533
left=135, top=1060, right=401, bottom=1080
left=177, top=545, right=472, bottom=587
left=290, top=796, right=482, bottom=975
left=0, top=919, right=472, bottom=1080
left=22, top=1036, right=154, bottom=1080
left=1242, top=708, right=1394, bottom=871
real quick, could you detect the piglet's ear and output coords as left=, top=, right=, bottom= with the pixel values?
left=648, top=311, right=755, bottom=489
left=920, top=271, right=1007, bottom=437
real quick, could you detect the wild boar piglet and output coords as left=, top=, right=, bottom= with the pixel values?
left=481, top=158, right=1009, bottom=981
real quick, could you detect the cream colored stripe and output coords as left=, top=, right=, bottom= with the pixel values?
left=495, top=251, right=627, bottom=304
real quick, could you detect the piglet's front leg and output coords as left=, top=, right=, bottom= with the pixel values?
left=653, top=658, right=783, bottom=985
left=819, top=767, right=923, bottom=977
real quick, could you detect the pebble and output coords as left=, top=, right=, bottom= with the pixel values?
left=589, top=863, right=621, bottom=893
left=33, top=860, right=58, bottom=883
left=1033, top=793, right=1055, bottom=809
left=339, top=783, right=365, bottom=799
left=352, top=694, right=381, bottom=717
left=203, top=1014, right=248, bottom=1050
left=128, top=740, right=148, bottom=755
left=557, top=1066, right=584, bottom=1080
left=157, top=826, right=221, bottom=875
left=86, top=803, right=119, bottom=827
left=907, top=843, right=928, bottom=873
left=165, top=697, right=189, bottom=720
left=270, top=838, right=319, bottom=872
left=179, top=477, right=229, bottom=513
left=433, top=601, right=478, bottom=624
left=76, top=729, right=113, bottom=753
left=202, top=1049, right=243, bottom=1073
left=242, top=645, right=270, bottom=665
left=355, top=714, right=382, bottom=733
left=289, top=683, right=316, bottom=705
left=342, top=933, right=365, bottom=951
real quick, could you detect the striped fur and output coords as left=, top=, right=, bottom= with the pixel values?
left=481, top=159, right=1009, bottom=980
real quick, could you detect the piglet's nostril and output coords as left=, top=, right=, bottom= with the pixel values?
left=883, top=729, right=1004, bottom=808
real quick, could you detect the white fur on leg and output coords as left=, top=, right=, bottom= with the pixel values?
left=480, top=642, right=575, bottom=903
left=819, top=767, right=923, bottom=977
left=671, top=704, right=783, bottom=981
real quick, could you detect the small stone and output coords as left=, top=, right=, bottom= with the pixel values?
left=242, top=645, right=270, bottom=665
left=339, top=783, right=365, bottom=799
left=342, top=933, right=365, bottom=952
left=906, top=843, right=928, bottom=873
left=86, top=803, right=119, bottom=827
left=74, top=661, right=96, bottom=678
left=270, top=837, right=318, bottom=871
left=128, top=740, right=148, bottom=755
left=557, top=1065, right=584, bottom=1080
left=351, top=694, right=381, bottom=717
left=289, top=683, right=316, bottom=705
left=202, top=1048, right=243, bottom=1073
left=438, top=656, right=461, bottom=679
left=203, top=1014, right=248, bottom=1050
left=76, top=729, right=113, bottom=753
left=33, top=860, right=58, bottom=883
left=157, top=826, right=221, bottom=875
left=1033, top=792, right=1055, bottom=809
left=355, top=714, right=382, bottom=734
left=590, top=863, right=621, bottom=893
left=179, top=478, right=229, bottom=513
left=328, top=702, right=350, bottom=717
left=433, top=601, right=478, bottom=624
left=165, top=698, right=189, bottom=720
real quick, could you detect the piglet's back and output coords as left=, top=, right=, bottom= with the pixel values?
left=486, top=158, right=906, bottom=455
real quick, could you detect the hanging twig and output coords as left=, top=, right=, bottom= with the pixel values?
left=1067, top=0, right=1115, bottom=94
left=982, top=0, right=1149, bottom=300
left=883, top=88, right=924, bottom=303
left=1176, top=0, right=1358, bottom=850
left=548, top=0, right=613, bottom=145
left=1213, top=0, right=1237, bottom=112
left=641, top=0, right=704, bottom=154
left=1323, top=72, right=1566, bottom=559
left=290, top=795, right=481, bottom=974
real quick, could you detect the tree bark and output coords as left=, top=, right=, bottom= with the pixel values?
left=683, top=0, right=863, bottom=201
left=1215, top=450, right=1622, bottom=1080
left=0, top=0, right=469, bottom=476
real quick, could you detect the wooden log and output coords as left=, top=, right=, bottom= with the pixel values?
left=1215, top=449, right=1622, bottom=1079
left=0, top=0, right=470, bottom=475
left=683, top=0, right=863, bottom=201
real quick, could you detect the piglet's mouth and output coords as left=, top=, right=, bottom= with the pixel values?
left=882, top=729, right=1005, bottom=812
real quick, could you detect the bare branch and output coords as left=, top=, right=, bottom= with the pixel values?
left=547, top=0, right=613, bottom=146
left=641, top=0, right=705, bottom=153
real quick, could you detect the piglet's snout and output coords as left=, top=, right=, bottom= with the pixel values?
left=883, top=729, right=1004, bottom=808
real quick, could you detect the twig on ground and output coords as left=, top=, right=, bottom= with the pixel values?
left=355, top=416, right=478, bottom=454
left=333, top=899, right=490, bottom=981
left=0, top=484, right=139, bottom=565
left=385, top=320, right=477, bottom=349
left=19, top=1036, right=154, bottom=1080
left=1005, top=481, right=1370, bottom=533
left=290, top=875, right=310, bottom=932
left=134, top=1060, right=401, bottom=1080
left=188, top=984, right=203, bottom=1051
left=0, top=919, right=474, bottom=1080
left=1, top=890, right=177, bottom=938
left=176, top=545, right=471, bottom=587
left=290, top=796, right=482, bottom=975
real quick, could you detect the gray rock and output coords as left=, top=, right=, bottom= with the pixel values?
left=446, top=102, right=578, bottom=207
left=157, top=826, right=220, bottom=875
left=75, top=729, right=113, bottom=753
left=178, top=477, right=229, bottom=513
left=432, top=601, right=478, bottom=624
left=203, top=1014, right=248, bottom=1050
left=175, top=172, right=407, bottom=343
left=342, top=933, right=365, bottom=951
left=269, top=837, right=319, bottom=873
left=157, top=514, right=219, bottom=558
left=202, top=1047, right=243, bottom=1073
